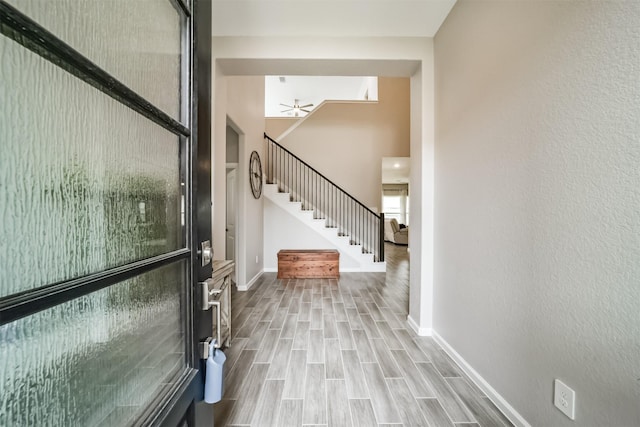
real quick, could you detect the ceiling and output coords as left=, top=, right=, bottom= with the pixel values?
left=382, top=157, right=410, bottom=184
left=212, top=0, right=457, bottom=38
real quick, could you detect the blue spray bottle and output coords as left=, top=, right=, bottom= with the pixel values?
left=204, top=340, right=226, bottom=404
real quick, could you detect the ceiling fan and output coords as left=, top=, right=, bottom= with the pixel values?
left=280, top=99, right=313, bottom=117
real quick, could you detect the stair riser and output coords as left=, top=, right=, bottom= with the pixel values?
left=264, top=184, right=385, bottom=272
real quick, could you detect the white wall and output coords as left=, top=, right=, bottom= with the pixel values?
left=213, top=74, right=265, bottom=288
left=263, top=198, right=360, bottom=270
left=434, top=2, right=640, bottom=426
left=274, top=77, right=410, bottom=210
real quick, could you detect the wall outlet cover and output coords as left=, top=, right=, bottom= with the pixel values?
left=554, top=379, right=576, bottom=420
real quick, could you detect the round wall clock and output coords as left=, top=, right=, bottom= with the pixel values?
left=249, top=151, right=263, bottom=199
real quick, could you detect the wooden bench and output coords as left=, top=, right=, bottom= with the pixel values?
left=277, top=249, right=340, bottom=279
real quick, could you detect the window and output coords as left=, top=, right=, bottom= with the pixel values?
left=382, top=184, right=409, bottom=225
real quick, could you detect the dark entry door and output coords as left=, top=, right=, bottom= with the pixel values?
left=0, top=0, right=212, bottom=425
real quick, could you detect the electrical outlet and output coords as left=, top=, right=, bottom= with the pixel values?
left=554, top=379, right=576, bottom=420
left=255, top=255, right=259, bottom=263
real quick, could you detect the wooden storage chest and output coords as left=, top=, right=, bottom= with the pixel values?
left=277, top=249, right=340, bottom=279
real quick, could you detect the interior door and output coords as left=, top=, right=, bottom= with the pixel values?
left=226, top=168, right=237, bottom=281
left=0, top=0, right=212, bottom=425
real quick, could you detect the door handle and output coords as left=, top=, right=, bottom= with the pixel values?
left=199, top=278, right=223, bottom=311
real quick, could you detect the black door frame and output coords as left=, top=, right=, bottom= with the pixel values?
left=189, top=0, right=215, bottom=424
left=132, top=1, right=214, bottom=424
left=0, top=0, right=213, bottom=425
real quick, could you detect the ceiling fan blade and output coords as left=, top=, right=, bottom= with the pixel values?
left=280, top=103, right=293, bottom=108
left=300, top=109, right=311, bottom=113
left=281, top=108, right=294, bottom=113
left=299, top=104, right=313, bottom=109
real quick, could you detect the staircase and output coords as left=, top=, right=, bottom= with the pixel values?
left=264, top=133, right=385, bottom=272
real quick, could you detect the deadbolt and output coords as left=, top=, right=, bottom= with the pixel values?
left=198, top=240, right=213, bottom=266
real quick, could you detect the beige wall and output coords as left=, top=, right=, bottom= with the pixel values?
left=213, top=74, right=265, bottom=288
left=434, top=1, right=640, bottom=426
left=277, top=77, right=410, bottom=210
left=265, top=117, right=299, bottom=139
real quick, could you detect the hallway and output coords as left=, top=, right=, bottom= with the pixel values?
left=215, top=244, right=512, bottom=426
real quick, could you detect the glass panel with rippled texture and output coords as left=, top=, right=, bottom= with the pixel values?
left=0, top=36, right=183, bottom=298
left=0, top=261, right=186, bottom=426
left=4, top=0, right=182, bottom=119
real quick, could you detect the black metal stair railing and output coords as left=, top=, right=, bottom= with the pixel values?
left=264, top=133, right=385, bottom=263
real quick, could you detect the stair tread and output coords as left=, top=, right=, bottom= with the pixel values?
left=265, top=181, right=385, bottom=269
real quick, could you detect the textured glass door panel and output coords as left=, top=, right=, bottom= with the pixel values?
left=5, top=0, right=182, bottom=119
left=0, top=37, right=184, bottom=297
left=0, top=261, right=187, bottom=426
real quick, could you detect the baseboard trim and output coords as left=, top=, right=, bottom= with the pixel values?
left=237, top=270, right=263, bottom=291
left=406, top=315, right=432, bottom=336
left=261, top=267, right=376, bottom=273
left=432, top=330, right=531, bottom=427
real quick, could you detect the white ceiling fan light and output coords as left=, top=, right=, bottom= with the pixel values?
left=280, top=98, right=314, bottom=117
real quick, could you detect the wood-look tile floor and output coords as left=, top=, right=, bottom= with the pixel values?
left=215, top=243, right=513, bottom=427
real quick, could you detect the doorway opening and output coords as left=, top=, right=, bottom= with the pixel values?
left=381, top=157, right=410, bottom=226
left=226, top=122, right=239, bottom=283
